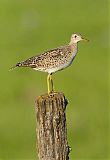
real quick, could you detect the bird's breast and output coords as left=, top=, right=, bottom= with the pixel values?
left=45, top=48, right=78, bottom=74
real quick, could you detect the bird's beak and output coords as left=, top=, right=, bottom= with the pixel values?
left=82, top=37, right=89, bottom=42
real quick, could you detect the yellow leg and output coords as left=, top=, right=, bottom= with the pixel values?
left=47, top=74, right=50, bottom=94
left=47, top=73, right=55, bottom=94
left=50, top=74, right=55, bottom=92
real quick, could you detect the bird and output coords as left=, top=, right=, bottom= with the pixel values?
left=11, top=33, right=89, bottom=94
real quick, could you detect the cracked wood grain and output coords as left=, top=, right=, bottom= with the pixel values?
left=35, top=92, right=71, bottom=160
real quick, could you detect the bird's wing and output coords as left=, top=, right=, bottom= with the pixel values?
left=13, top=45, right=70, bottom=69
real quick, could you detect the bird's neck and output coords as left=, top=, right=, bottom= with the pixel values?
left=69, top=43, right=78, bottom=52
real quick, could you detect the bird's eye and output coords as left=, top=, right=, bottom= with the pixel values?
left=74, top=35, right=77, bottom=38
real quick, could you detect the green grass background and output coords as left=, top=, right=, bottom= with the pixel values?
left=0, top=0, right=109, bottom=159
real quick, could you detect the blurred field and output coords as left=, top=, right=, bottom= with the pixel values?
left=0, top=0, right=109, bottom=159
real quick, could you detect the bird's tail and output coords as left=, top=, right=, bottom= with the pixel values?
left=9, top=62, right=22, bottom=71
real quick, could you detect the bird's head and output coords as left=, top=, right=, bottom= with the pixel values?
left=70, top=33, right=89, bottom=44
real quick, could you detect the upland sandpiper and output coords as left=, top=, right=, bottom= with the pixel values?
left=11, top=33, right=88, bottom=94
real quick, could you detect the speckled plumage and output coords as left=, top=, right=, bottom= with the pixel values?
left=11, top=33, right=88, bottom=93
left=14, top=43, right=77, bottom=74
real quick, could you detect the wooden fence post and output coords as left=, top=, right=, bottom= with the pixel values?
left=35, top=92, right=71, bottom=160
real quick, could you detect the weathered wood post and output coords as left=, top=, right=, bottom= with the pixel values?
left=35, top=92, right=71, bottom=160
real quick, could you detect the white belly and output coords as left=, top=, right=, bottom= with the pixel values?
left=33, top=49, right=77, bottom=74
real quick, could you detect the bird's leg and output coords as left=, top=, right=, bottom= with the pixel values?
left=47, top=73, right=55, bottom=94
left=47, top=74, right=51, bottom=94
left=50, top=73, right=55, bottom=92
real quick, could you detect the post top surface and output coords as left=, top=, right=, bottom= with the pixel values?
left=36, top=92, right=65, bottom=101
